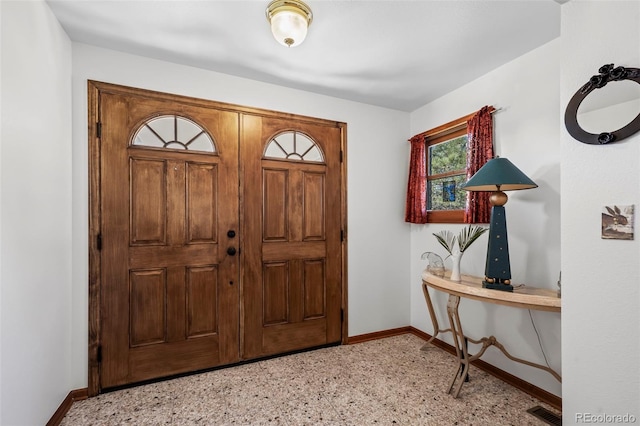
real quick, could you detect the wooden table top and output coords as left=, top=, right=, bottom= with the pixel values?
left=422, top=270, right=561, bottom=312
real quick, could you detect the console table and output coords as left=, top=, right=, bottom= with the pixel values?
left=421, top=270, right=561, bottom=398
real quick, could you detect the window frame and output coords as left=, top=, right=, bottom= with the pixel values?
left=423, top=112, right=475, bottom=224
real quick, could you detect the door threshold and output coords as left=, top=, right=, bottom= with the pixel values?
left=101, top=341, right=342, bottom=394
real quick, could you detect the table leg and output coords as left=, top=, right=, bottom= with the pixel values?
left=421, top=283, right=453, bottom=350
left=445, top=294, right=470, bottom=398
left=460, top=337, right=470, bottom=382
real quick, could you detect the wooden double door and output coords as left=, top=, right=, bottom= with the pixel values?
left=88, top=82, right=345, bottom=394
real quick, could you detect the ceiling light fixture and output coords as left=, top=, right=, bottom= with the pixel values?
left=266, top=0, right=313, bottom=48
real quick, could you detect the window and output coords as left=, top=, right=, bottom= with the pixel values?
left=424, top=114, right=471, bottom=223
left=132, top=115, right=216, bottom=153
left=406, top=107, right=493, bottom=225
left=264, top=130, right=324, bottom=163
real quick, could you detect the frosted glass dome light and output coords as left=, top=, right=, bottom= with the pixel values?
left=266, top=0, right=313, bottom=47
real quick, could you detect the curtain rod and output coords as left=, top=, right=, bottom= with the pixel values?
left=408, top=106, right=501, bottom=142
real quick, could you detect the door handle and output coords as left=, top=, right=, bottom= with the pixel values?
left=227, top=247, right=237, bottom=256
left=227, top=230, right=236, bottom=238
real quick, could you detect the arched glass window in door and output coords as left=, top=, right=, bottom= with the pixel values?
left=264, top=131, right=324, bottom=163
left=132, top=115, right=216, bottom=153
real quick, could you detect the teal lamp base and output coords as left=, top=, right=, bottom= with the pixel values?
left=483, top=204, right=513, bottom=292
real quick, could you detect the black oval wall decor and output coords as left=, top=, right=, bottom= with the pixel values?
left=565, top=64, right=640, bottom=145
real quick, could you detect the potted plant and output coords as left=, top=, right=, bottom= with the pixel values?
left=432, top=225, right=487, bottom=281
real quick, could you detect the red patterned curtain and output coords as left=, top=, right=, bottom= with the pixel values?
left=464, top=106, right=494, bottom=223
left=405, top=135, right=428, bottom=224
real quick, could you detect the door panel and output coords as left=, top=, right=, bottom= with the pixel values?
left=129, top=268, right=166, bottom=346
left=186, top=265, right=218, bottom=338
left=99, top=91, right=240, bottom=388
left=130, top=158, right=166, bottom=244
left=186, top=163, right=218, bottom=243
left=263, top=169, right=288, bottom=240
left=263, top=262, right=290, bottom=325
left=302, top=171, right=325, bottom=239
left=241, top=115, right=343, bottom=359
left=303, top=259, right=326, bottom=319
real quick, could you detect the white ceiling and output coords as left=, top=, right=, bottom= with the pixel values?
left=46, top=0, right=561, bottom=112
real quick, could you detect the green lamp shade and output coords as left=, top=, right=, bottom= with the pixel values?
left=462, top=157, right=537, bottom=192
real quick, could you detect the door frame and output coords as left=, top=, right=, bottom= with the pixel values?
left=87, top=80, right=348, bottom=396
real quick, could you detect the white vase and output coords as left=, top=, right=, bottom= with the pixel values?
left=450, top=252, right=462, bottom=282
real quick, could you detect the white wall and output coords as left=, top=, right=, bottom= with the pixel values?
left=409, top=39, right=562, bottom=397
left=70, top=43, right=412, bottom=388
left=0, top=1, right=73, bottom=424
left=1, top=4, right=4, bottom=420
left=561, top=0, right=640, bottom=421
left=0, top=5, right=4, bottom=421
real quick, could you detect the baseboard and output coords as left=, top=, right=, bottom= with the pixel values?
left=347, top=326, right=413, bottom=344
left=350, top=326, right=562, bottom=412
left=47, top=388, right=88, bottom=426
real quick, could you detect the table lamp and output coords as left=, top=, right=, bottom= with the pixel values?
left=462, top=157, right=537, bottom=292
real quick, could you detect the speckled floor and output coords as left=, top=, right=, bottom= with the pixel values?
left=61, top=334, right=560, bottom=425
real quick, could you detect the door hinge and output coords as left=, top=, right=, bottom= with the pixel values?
left=96, top=122, right=102, bottom=139
left=97, top=234, right=102, bottom=251
left=341, top=309, right=344, bottom=323
left=340, top=230, right=344, bottom=242
left=96, top=345, right=102, bottom=363
left=340, top=150, right=343, bottom=163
